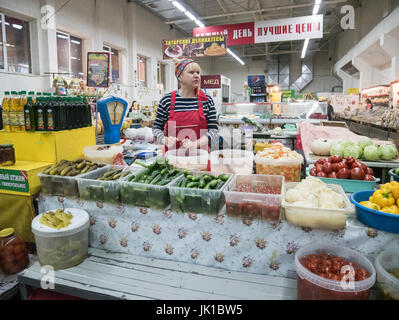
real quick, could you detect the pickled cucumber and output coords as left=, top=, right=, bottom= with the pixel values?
left=40, top=209, right=73, bottom=230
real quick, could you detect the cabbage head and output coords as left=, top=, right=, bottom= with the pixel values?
left=330, top=143, right=345, bottom=156
left=363, top=145, right=380, bottom=161
left=343, top=145, right=362, bottom=159
left=379, top=144, right=398, bottom=161
left=358, top=137, right=374, bottom=150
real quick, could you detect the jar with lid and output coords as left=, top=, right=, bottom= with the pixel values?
left=0, top=144, right=16, bottom=166
left=0, top=228, right=29, bottom=275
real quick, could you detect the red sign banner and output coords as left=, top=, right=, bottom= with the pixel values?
left=193, top=22, right=255, bottom=46
left=201, top=75, right=221, bottom=89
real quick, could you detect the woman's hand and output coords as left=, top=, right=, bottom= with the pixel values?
left=181, top=138, right=196, bottom=149
left=162, top=136, right=179, bottom=149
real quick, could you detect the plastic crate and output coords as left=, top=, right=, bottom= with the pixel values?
left=169, top=171, right=233, bottom=215
left=306, top=167, right=380, bottom=193
left=282, top=182, right=354, bottom=230
left=119, top=170, right=182, bottom=209
left=77, top=166, right=137, bottom=204
left=38, top=170, right=103, bottom=199
left=223, top=174, right=284, bottom=221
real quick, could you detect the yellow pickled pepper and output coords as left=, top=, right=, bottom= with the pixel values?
left=369, top=189, right=395, bottom=208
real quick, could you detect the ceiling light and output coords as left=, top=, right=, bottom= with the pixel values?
left=71, top=39, right=80, bottom=45
left=315, top=0, right=322, bottom=4
left=57, top=34, right=68, bottom=39
left=12, top=24, right=22, bottom=30
left=184, top=11, right=196, bottom=21
left=301, top=38, right=310, bottom=59
left=227, top=48, right=245, bottom=65
left=172, top=1, right=186, bottom=12
left=195, top=20, right=205, bottom=28
left=4, top=22, right=9, bottom=26
left=312, top=4, right=320, bottom=15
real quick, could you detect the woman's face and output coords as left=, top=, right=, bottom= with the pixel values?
left=179, top=65, right=201, bottom=90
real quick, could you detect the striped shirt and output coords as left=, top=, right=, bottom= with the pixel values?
left=152, top=92, right=219, bottom=143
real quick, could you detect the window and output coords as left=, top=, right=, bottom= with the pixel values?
left=137, top=55, right=147, bottom=88
left=56, top=31, right=83, bottom=78
left=157, top=62, right=166, bottom=90
left=103, top=45, right=120, bottom=84
left=0, top=13, right=31, bottom=73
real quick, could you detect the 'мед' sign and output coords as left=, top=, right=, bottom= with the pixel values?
left=201, top=75, right=221, bottom=89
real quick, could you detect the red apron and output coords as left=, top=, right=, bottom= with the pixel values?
left=164, top=90, right=210, bottom=169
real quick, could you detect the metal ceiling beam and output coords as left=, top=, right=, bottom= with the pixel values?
left=236, top=49, right=328, bottom=57
left=216, top=0, right=231, bottom=21
left=165, top=0, right=348, bottom=24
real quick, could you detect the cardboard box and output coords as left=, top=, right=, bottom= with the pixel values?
left=0, top=126, right=96, bottom=163
left=0, top=161, right=53, bottom=196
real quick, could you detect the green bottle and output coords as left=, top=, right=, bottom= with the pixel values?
left=24, top=92, right=36, bottom=131
left=66, top=97, right=73, bottom=130
left=84, top=96, right=92, bottom=127
left=58, top=95, right=67, bottom=130
left=35, top=96, right=46, bottom=131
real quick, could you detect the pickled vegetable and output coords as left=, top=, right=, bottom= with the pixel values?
left=40, top=209, right=73, bottom=230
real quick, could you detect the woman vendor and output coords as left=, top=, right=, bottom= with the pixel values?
left=152, top=58, right=219, bottom=153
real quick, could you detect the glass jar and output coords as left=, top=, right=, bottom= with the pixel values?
left=0, top=228, right=29, bottom=275
left=0, top=144, right=16, bottom=166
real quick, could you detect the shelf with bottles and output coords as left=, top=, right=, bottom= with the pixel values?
left=1, top=91, right=93, bottom=134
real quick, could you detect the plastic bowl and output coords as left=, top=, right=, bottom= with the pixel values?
left=389, top=169, right=399, bottom=182
left=210, top=149, right=254, bottom=175
left=165, top=149, right=209, bottom=171
left=350, top=191, right=399, bottom=234
left=375, top=248, right=399, bottom=300
left=295, top=242, right=376, bottom=300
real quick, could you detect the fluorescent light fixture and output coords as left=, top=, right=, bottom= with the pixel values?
left=315, top=0, right=322, bottom=4
left=301, top=38, right=310, bottom=59
left=195, top=20, right=205, bottom=28
left=57, top=34, right=68, bottom=39
left=71, top=39, right=80, bottom=45
left=4, top=22, right=9, bottom=26
left=184, top=11, right=196, bottom=21
left=312, top=4, right=320, bottom=15
left=172, top=1, right=186, bottom=12
left=227, top=48, right=245, bottom=65
left=12, top=24, right=22, bottom=30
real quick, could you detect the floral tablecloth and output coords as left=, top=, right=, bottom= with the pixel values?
left=38, top=195, right=399, bottom=279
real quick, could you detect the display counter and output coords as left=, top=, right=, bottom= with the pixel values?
left=38, top=195, right=399, bottom=279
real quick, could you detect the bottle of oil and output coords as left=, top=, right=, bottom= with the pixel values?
left=2, top=92, right=10, bottom=131
left=19, top=91, right=27, bottom=132
left=45, top=95, right=55, bottom=131
left=58, top=95, right=67, bottom=130
left=24, top=93, right=36, bottom=131
left=9, top=91, right=19, bottom=132
left=35, top=95, right=46, bottom=131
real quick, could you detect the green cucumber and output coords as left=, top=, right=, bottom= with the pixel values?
left=186, top=182, right=199, bottom=188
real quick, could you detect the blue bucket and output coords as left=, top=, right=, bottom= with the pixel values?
left=350, top=191, right=399, bottom=234
left=388, top=169, right=399, bottom=182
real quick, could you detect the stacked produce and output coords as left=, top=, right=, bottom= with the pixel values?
left=285, top=177, right=345, bottom=209
left=381, top=109, right=399, bottom=129
left=177, top=172, right=229, bottom=190
left=42, top=159, right=106, bottom=177
left=360, top=181, right=399, bottom=215
left=97, top=168, right=130, bottom=181
left=310, top=156, right=375, bottom=181
left=255, top=143, right=303, bottom=182
left=330, top=138, right=398, bottom=162
left=39, top=209, right=73, bottom=230
left=125, top=160, right=182, bottom=186
left=170, top=172, right=232, bottom=214
left=121, top=159, right=183, bottom=209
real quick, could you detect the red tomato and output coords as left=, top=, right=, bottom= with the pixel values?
left=351, top=167, right=365, bottom=180
left=359, top=162, right=368, bottom=173
left=346, top=156, right=355, bottom=167
left=317, top=172, right=328, bottom=178
left=329, top=155, right=342, bottom=163
left=322, top=162, right=334, bottom=174
left=316, top=158, right=327, bottom=165
left=364, top=174, right=374, bottom=181
left=337, top=168, right=350, bottom=179
left=366, top=167, right=374, bottom=176
left=330, top=163, right=337, bottom=172
left=335, top=161, right=347, bottom=171
left=328, top=172, right=337, bottom=179
left=315, top=164, right=323, bottom=173
left=310, top=167, right=317, bottom=176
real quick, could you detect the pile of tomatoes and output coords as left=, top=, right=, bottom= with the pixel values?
left=310, top=156, right=375, bottom=181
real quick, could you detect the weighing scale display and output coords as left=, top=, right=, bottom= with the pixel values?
left=107, top=101, right=125, bottom=124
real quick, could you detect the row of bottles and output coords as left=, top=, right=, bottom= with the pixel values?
left=2, top=92, right=92, bottom=132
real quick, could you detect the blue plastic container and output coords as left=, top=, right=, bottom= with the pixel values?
left=388, top=169, right=399, bottom=182
left=306, top=167, right=379, bottom=193
left=350, top=191, right=399, bottom=234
